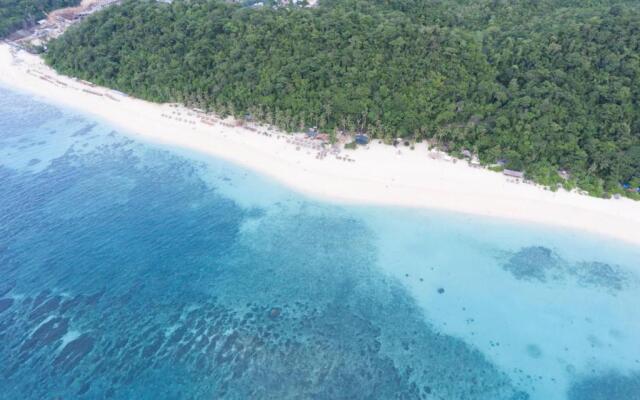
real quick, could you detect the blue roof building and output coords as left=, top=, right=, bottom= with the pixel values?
left=355, top=134, right=369, bottom=145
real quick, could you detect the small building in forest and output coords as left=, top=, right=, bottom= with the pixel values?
left=558, top=170, right=571, bottom=180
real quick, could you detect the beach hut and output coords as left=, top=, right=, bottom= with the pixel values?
left=355, top=134, right=369, bottom=145
left=306, top=127, right=319, bottom=138
left=503, top=169, right=524, bottom=179
left=461, top=149, right=472, bottom=158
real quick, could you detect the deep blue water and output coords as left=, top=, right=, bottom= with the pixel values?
left=0, top=86, right=639, bottom=399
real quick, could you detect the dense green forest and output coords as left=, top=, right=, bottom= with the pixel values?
left=0, top=0, right=80, bottom=37
left=44, top=0, right=640, bottom=197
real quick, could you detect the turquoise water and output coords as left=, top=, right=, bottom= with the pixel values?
left=0, top=85, right=639, bottom=399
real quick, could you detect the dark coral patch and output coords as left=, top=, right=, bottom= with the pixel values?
left=141, top=333, right=164, bottom=358
left=71, top=123, right=97, bottom=137
left=54, top=334, right=95, bottom=373
left=502, top=247, right=635, bottom=292
left=567, top=371, right=640, bottom=400
left=60, top=295, right=86, bottom=313
left=571, top=262, right=629, bottom=291
left=85, top=289, right=105, bottom=306
left=503, top=246, right=559, bottom=282
left=29, top=296, right=61, bottom=321
left=0, top=298, right=14, bottom=313
left=0, top=281, right=15, bottom=297
left=20, top=317, right=69, bottom=354
left=77, top=381, right=91, bottom=396
left=32, top=290, right=52, bottom=309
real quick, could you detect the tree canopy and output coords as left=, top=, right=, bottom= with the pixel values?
left=0, top=0, right=80, bottom=37
left=44, top=0, right=640, bottom=197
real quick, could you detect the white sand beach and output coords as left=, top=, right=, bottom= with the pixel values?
left=1, top=43, right=639, bottom=246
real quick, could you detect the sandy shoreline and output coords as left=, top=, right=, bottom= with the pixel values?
left=1, top=43, right=639, bottom=246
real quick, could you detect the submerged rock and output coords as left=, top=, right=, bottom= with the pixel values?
left=269, top=307, right=282, bottom=319
left=526, top=344, right=542, bottom=359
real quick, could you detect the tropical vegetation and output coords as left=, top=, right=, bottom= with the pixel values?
left=43, top=0, right=640, bottom=197
left=0, top=0, right=80, bottom=37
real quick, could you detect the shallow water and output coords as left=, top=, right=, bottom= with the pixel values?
left=0, top=86, right=639, bottom=399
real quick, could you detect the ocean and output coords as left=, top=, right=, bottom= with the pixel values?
left=0, top=86, right=639, bottom=400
